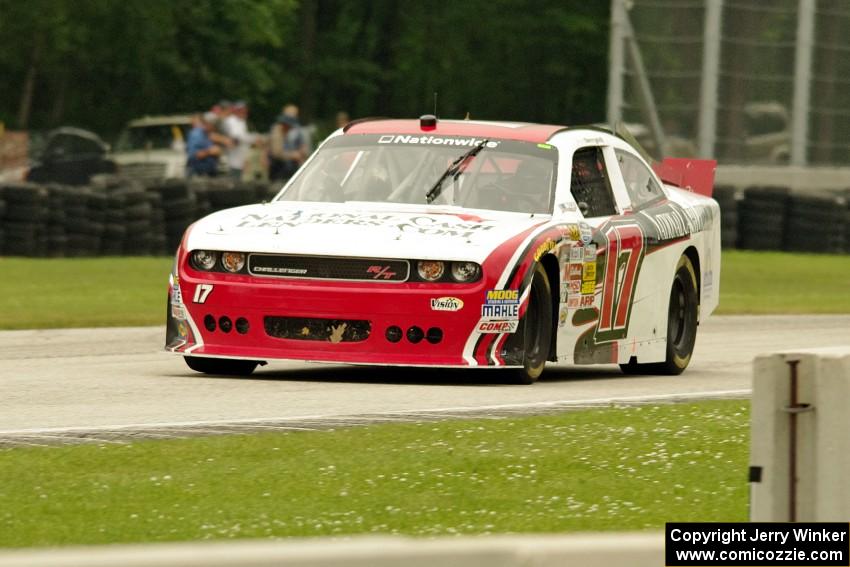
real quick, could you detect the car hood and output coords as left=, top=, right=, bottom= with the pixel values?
left=185, top=201, right=555, bottom=263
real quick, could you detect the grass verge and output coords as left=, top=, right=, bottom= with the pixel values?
left=717, top=250, right=850, bottom=314
left=0, top=400, right=749, bottom=548
left=1, top=250, right=847, bottom=330
left=0, top=257, right=172, bottom=329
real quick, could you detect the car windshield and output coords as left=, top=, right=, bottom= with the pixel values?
left=115, top=124, right=189, bottom=152
left=278, top=134, right=558, bottom=214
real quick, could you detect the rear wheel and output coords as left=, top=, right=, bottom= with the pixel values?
left=509, top=264, right=553, bottom=385
left=184, top=356, right=260, bottom=376
left=620, top=254, right=698, bottom=376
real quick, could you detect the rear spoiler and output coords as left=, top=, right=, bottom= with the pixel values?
left=652, top=158, right=717, bottom=198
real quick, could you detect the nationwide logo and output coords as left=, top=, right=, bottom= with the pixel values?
left=430, top=297, right=464, bottom=312
left=378, top=134, right=499, bottom=148
left=367, top=265, right=397, bottom=280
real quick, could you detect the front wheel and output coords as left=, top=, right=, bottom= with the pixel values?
left=509, top=263, right=553, bottom=384
left=620, top=254, right=698, bottom=376
left=184, top=356, right=260, bottom=376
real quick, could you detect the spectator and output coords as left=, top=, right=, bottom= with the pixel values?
left=186, top=112, right=221, bottom=177
left=269, top=113, right=309, bottom=180
left=222, top=100, right=252, bottom=179
left=335, top=110, right=350, bottom=130
left=243, top=134, right=269, bottom=182
left=281, top=103, right=314, bottom=152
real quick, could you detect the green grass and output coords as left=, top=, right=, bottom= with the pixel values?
left=717, top=250, right=850, bottom=314
left=0, top=257, right=172, bottom=329
left=0, top=400, right=749, bottom=548
left=0, top=250, right=847, bottom=330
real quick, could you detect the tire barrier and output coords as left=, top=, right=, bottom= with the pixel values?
left=738, top=186, right=790, bottom=251
left=713, top=184, right=738, bottom=249
left=1, top=180, right=848, bottom=256
left=783, top=193, right=846, bottom=253
left=0, top=177, right=284, bottom=257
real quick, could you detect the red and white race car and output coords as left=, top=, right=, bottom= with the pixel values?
left=166, top=116, right=720, bottom=383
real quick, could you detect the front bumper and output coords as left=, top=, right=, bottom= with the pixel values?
left=165, top=268, right=520, bottom=367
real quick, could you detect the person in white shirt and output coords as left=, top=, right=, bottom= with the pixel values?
left=222, top=101, right=252, bottom=180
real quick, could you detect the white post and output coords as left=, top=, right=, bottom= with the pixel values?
left=698, top=0, right=723, bottom=158
left=790, top=0, right=816, bottom=166
left=607, top=0, right=626, bottom=126
left=750, top=347, right=850, bottom=521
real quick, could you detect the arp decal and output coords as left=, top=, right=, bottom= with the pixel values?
left=594, top=223, right=645, bottom=342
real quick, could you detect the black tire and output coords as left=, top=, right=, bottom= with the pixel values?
left=620, top=254, right=698, bottom=376
left=184, top=356, right=260, bottom=376
left=508, top=263, right=553, bottom=384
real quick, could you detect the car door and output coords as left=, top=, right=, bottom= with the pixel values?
left=555, top=144, right=652, bottom=365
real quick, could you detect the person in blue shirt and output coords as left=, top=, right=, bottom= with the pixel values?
left=186, top=112, right=222, bottom=177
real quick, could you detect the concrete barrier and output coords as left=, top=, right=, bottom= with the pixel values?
left=0, top=532, right=663, bottom=567
left=750, top=346, right=850, bottom=521
left=716, top=164, right=850, bottom=192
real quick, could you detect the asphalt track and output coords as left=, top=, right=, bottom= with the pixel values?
left=0, top=315, right=848, bottom=444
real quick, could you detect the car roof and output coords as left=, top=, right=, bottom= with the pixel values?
left=345, top=118, right=568, bottom=143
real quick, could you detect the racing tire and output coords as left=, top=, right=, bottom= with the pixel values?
left=184, top=356, right=260, bottom=376
left=508, top=263, right=553, bottom=385
left=620, top=254, right=698, bottom=376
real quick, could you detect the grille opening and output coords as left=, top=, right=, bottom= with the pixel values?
left=264, top=316, right=371, bottom=342
left=249, top=254, right=409, bottom=282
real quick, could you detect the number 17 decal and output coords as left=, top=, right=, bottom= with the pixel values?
left=193, top=284, right=214, bottom=304
left=595, top=223, right=644, bottom=342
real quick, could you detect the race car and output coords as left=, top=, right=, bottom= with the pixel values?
left=166, top=116, right=720, bottom=384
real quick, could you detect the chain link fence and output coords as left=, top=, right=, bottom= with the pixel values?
left=612, top=0, right=850, bottom=166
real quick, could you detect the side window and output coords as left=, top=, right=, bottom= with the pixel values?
left=615, top=149, right=664, bottom=209
left=570, top=146, right=617, bottom=217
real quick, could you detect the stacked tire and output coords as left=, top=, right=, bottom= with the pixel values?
left=102, top=189, right=128, bottom=255
left=783, top=193, right=846, bottom=253
left=1, top=183, right=48, bottom=256
left=737, top=186, right=789, bottom=250
left=713, top=185, right=738, bottom=249
left=207, top=178, right=257, bottom=210
left=145, top=191, right=168, bottom=255
left=85, top=190, right=108, bottom=255
left=63, top=188, right=93, bottom=257
left=46, top=185, right=69, bottom=256
left=146, top=179, right=196, bottom=252
left=119, top=186, right=155, bottom=255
